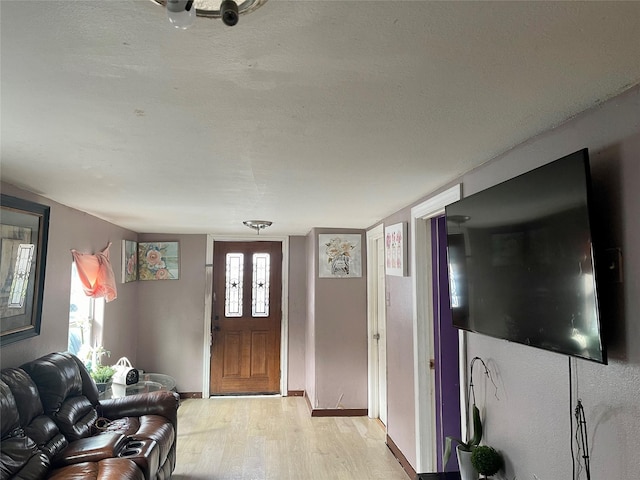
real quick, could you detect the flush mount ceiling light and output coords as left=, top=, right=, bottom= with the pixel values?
left=153, top=0, right=268, bottom=29
left=243, top=220, right=272, bottom=235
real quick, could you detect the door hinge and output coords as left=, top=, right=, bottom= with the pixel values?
left=373, top=333, right=380, bottom=340
left=429, top=359, right=436, bottom=370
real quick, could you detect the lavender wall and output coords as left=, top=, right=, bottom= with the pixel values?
left=453, top=86, right=640, bottom=479
left=306, top=228, right=368, bottom=410
left=305, top=231, right=317, bottom=405
left=0, top=183, right=139, bottom=369
left=135, top=233, right=206, bottom=393
left=373, top=85, right=640, bottom=476
left=287, top=235, right=307, bottom=391
left=378, top=212, right=417, bottom=467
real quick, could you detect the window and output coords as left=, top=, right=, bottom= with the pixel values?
left=224, top=252, right=271, bottom=318
left=251, top=253, right=270, bottom=317
left=68, top=262, right=104, bottom=356
left=224, top=253, right=244, bottom=317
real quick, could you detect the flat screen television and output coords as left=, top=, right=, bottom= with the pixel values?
left=445, top=149, right=606, bottom=364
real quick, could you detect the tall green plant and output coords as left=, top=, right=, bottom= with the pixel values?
left=443, top=403, right=483, bottom=464
left=443, top=356, right=496, bottom=466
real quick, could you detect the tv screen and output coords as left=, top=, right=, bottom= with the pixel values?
left=445, top=149, right=606, bottom=364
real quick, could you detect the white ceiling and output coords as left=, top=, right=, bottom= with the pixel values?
left=2, top=1, right=640, bottom=236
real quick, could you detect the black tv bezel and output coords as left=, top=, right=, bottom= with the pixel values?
left=445, top=148, right=607, bottom=364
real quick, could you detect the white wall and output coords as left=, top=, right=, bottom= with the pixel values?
left=460, top=86, right=640, bottom=479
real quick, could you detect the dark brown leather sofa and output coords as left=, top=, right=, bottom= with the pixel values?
left=1, top=352, right=180, bottom=480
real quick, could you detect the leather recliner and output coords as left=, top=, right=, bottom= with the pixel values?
left=1, top=352, right=179, bottom=480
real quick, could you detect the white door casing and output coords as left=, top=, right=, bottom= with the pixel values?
left=202, top=234, right=289, bottom=397
left=411, top=185, right=461, bottom=473
left=367, top=224, right=387, bottom=423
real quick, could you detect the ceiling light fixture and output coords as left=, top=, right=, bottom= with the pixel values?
left=154, top=0, right=268, bottom=29
left=243, top=220, right=272, bottom=235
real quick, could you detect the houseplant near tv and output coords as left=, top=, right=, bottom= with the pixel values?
left=443, top=403, right=482, bottom=480
left=443, top=357, right=496, bottom=480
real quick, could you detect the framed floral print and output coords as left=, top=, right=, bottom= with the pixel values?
left=122, top=240, right=138, bottom=283
left=138, top=242, right=179, bottom=281
left=385, top=222, right=407, bottom=276
left=318, top=234, right=362, bottom=278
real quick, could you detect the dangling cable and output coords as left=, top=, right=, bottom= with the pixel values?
left=569, top=357, right=576, bottom=480
left=575, top=400, right=591, bottom=480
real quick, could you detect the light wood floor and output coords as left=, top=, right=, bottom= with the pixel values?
left=172, top=396, right=410, bottom=480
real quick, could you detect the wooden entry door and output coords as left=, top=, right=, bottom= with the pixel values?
left=210, top=241, right=282, bottom=395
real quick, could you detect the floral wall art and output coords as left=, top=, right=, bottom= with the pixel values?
left=385, top=222, right=407, bottom=276
left=138, top=242, right=180, bottom=281
left=122, top=240, right=138, bottom=283
left=318, top=234, right=362, bottom=278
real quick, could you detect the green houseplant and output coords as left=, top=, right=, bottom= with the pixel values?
left=471, top=445, right=503, bottom=479
left=90, top=364, right=115, bottom=393
left=90, top=364, right=115, bottom=383
left=443, top=402, right=483, bottom=465
left=443, top=357, right=497, bottom=480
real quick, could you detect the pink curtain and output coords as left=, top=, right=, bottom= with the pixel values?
left=70, top=242, right=118, bottom=302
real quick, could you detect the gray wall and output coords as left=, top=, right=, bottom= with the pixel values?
left=0, top=183, right=139, bottom=368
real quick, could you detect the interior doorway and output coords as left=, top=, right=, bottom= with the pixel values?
left=367, top=224, right=388, bottom=425
left=209, top=240, right=283, bottom=395
left=410, top=185, right=462, bottom=473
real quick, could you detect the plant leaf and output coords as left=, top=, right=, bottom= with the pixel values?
left=443, top=435, right=467, bottom=466
left=443, top=436, right=453, bottom=466
left=469, top=404, right=483, bottom=447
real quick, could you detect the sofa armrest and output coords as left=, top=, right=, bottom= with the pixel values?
left=97, top=391, right=179, bottom=429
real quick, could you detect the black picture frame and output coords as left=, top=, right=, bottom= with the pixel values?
left=0, top=194, right=50, bottom=345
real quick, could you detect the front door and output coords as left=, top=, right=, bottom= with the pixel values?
left=209, top=241, right=282, bottom=395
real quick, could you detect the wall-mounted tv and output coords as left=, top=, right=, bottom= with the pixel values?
left=445, top=149, right=606, bottom=364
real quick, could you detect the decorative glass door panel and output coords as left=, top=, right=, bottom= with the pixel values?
left=224, top=253, right=243, bottom=317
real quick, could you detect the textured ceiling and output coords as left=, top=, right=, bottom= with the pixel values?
left=2, top=1, right=640, bottom=235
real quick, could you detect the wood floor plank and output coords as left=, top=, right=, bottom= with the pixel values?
left=171, top=396, right=409, bottom=480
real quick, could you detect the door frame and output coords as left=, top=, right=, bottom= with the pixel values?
left=366, top=223, right=387, bottom=422
left=202, top=234, right=290, bottom=397
left=410, top=184, right=462, bottom=473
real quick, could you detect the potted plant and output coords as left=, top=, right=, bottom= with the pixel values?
left=443, top=357, right=496, bottom=480
left=90, top=364, right=115, bottom=393
left=471, top=445, right=503, bottom=479
left=443, top=403, right=482, bottom=480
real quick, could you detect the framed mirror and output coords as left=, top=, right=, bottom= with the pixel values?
left=0, top=194, right=50, bottom=345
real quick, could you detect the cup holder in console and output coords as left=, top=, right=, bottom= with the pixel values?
left=118, top=437, right=160, bottom=480
left=121, top=448, right=142, bottom=457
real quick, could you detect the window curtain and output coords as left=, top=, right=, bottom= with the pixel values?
left=70, top=242, right=117, bottom=302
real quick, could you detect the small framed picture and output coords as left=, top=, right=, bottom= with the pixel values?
left=385, top=222, right=407, bottom=276
left=122, top=240, right=138, bottom=283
